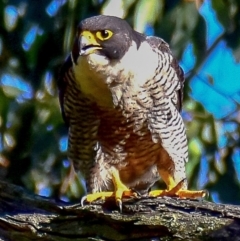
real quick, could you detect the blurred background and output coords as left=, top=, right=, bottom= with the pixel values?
left=0, top=0, right=240, bottom=204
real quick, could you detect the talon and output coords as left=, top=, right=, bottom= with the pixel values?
left=116, top=199, right=122, bottom=213
left=80, top=195, right=87, bottom=206
left=203, top=189, right=209, bottom=198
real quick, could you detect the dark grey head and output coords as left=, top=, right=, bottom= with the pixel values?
left=72, top=15, right=145, bottom=63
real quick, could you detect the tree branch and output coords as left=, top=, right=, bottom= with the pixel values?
left=0, top=181, right=240, bottom=241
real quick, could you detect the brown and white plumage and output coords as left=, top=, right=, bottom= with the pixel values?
left=58, top=15, right=205, bottom=201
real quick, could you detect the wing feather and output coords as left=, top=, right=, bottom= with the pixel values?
left=58, top=55, right=99, bottom=177
left=146, top=36, right=185, bottom=111
left=145, top=36, right=188, bottom=163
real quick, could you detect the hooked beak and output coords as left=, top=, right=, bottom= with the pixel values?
left=79, top=30, right=102, bottom=55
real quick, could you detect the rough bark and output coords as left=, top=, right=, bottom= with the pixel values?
left=0, top=181, right=240, bottom=241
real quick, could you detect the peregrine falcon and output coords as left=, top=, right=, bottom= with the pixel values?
left=59, top=15, right=205, bottom=206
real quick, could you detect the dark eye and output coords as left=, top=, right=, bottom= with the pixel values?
left=96, top=30, right=113, bottom=41
left=101, top=30, right=109, bottom=38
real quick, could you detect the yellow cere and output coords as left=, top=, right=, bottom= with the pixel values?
left=81, top=30, right=99, bottom=45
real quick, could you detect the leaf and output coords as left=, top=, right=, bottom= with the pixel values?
left=134, top=0, right=163, bottom=33
left=211, top=0, right=230, bottom=29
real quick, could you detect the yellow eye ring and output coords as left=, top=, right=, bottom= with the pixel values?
left=96, top=30, right=113, bottom=41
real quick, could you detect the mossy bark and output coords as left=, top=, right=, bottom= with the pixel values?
left=0, top=181, right=240, bottom=241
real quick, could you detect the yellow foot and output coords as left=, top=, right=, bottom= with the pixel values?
left=82, top=189, right=137, bottom=211
left=83, top=189, right=136, bottom=203
left=82, top=168, right=137, bottom=211
left=149, top=179, right=206, bottom=199
left=83, top=191, right=114, bottom=203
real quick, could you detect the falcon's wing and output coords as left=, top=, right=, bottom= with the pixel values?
left=145, top=36, right=188, bottom=163
left=147, top=36, right=185, bottom=111
left=58, top=55, right=72, bottom=126
left=58, top=55, right=99, bottom=177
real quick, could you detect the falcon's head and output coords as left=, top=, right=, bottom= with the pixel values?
left=72, top=15, right=145, bottom=64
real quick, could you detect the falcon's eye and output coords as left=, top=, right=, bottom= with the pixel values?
left=96, top=30, right=113, bottom=41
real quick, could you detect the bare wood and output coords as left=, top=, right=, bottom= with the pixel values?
left=0, top=181, right=240, bottom=241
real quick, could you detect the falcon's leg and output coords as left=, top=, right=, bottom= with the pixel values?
left=84, top=167, right=137, bottom=205
left=149, top=169, right=206, bottom=198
